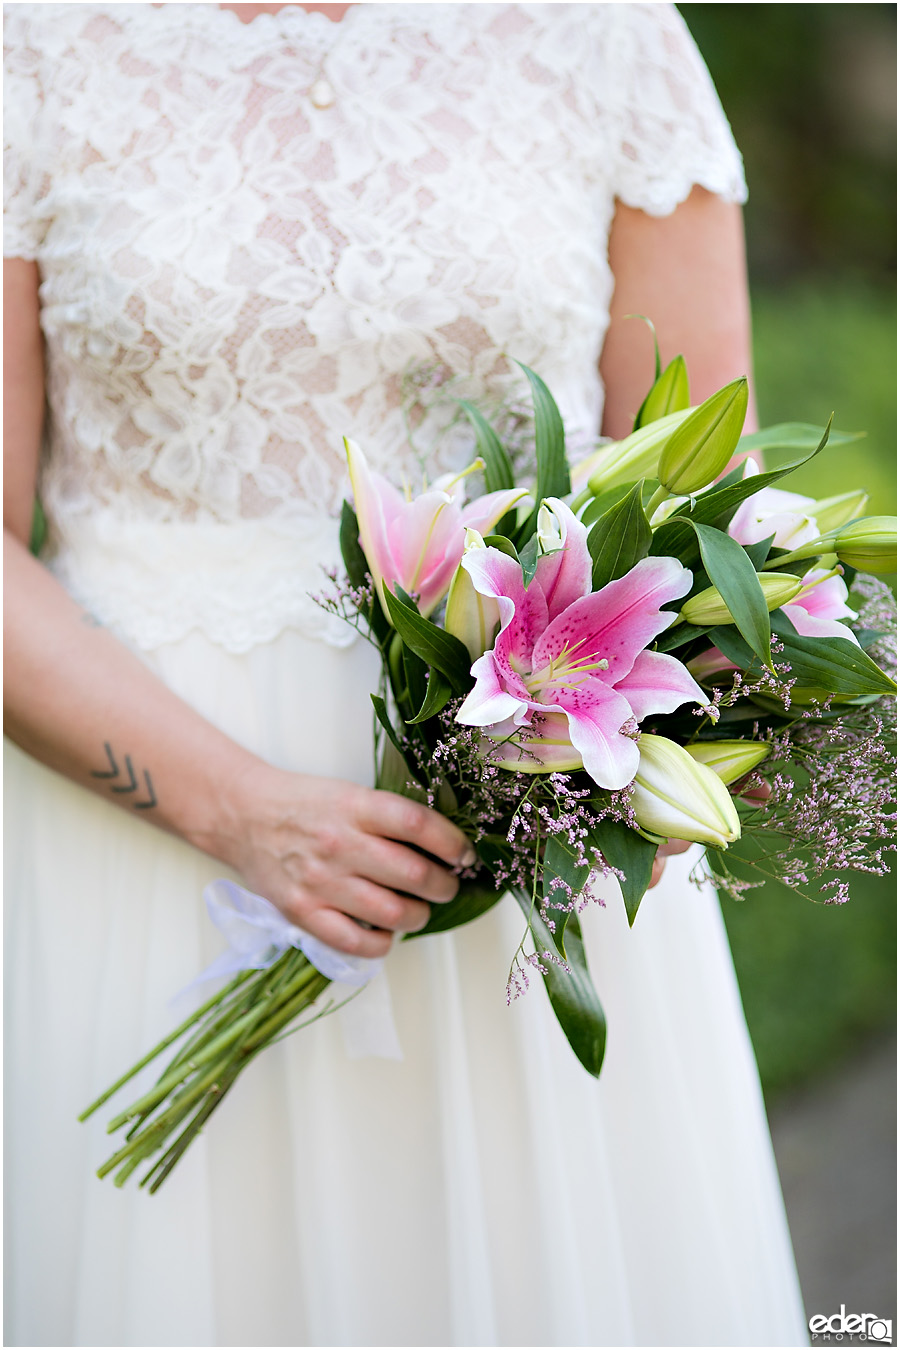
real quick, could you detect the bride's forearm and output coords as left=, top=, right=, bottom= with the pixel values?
left=3, top=529, right=261, bottom=863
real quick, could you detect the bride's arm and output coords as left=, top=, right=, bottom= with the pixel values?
left=599, top=187, right=758, bottom=888
left=600, top=186, right=758, bottom=438
left=4, top=258, right=473, bottom=957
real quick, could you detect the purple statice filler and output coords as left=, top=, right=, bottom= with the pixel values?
left=704, top=576, right=897, bottom=905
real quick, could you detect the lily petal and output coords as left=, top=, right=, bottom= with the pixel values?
left=558, top=683, right=641, bottom=789
left=391, top=488, right=460, bottom=613
left=533, top=497, right=592, bottom=621
left=345, top=436, right=404, bottom=614
left=456, top=652, right=530, bottom=727
left=781, top=604, right=860, bottom=645
left=794, top=569, right=856, bottom=621
left=461, top=487, right=529, bottom=535
left=532, top=555, right=694, bottom=686
left=612, top=649, right=706, bottom=721
left=461, top=544, right=527, bottom=634
left=483, top=710, right=585, bottom=773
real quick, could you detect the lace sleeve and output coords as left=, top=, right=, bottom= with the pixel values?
left=3, top=8, right=52, bottom=260
left=605, top=3, right=747, bottom=217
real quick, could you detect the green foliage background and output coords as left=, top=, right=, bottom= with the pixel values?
left=680, top=4, right=897, bottom=1097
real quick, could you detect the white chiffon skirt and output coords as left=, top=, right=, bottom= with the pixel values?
left=5, top=619, right=810, bottom=1347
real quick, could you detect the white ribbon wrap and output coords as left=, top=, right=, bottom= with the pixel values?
left=192, top=879, right=402, bottom=1060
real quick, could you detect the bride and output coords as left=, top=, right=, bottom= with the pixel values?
left=4, top=3, right=809, bottom=1345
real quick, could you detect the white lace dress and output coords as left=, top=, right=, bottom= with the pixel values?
left=4, top=5, right=809, bottom=1345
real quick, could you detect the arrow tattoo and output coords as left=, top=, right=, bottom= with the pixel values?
left=90, top=742, right=158, bottom=810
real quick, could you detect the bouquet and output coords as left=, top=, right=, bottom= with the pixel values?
left=81, top=349, right=897, bottom=1191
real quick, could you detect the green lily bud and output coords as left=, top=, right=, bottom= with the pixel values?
left=681, top=572, right=802, bottom=626
left=684, top=740, right=771, bottom=786
left=631, top=734, right=741, bottom=848
left=809, top=489, right=869, bottom=535
left=833, top=517, right=897, bottom=574
left=579, top=408, right=694, bottom=497
left=657, top=377, right=748, bottom=494
left=444, top=529, right=501, bottom=660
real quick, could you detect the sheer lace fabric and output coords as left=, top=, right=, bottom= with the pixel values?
left=4, top=2, right=746, bottom=650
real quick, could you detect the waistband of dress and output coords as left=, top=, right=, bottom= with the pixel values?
left=45, top=514, right=357, bottom=654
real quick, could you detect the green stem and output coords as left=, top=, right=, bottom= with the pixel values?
left=761, top=536, right=836, bottom=570
left=646, top=484, right=670, bottom=518
left=108, top=960, right=323, bottom=1130
left=96, top=1057, right=232, bottom=1178
left=78, top=968, right=255, bottom=1122
left=98, top=966, right=331, bottom=1182
left=241, top=971, right=331, bottom=1051
left=140, top=1065, right=245, bottom=1193
left=161, top=950, right=303, bottom=1079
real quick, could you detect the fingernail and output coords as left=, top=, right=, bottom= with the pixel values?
left=460, top=845, right=477, bottom=867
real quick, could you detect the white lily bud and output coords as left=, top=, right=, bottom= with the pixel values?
left=537, top=502, right=563, bottom=555
left=681, top=573, right=802, bottom=626
left=684, top=740, right=771, bottom=785
left=631, top=734, right=741, bottom=848
left=444, top=529, right=501, bottom=660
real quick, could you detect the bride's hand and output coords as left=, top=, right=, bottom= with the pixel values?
left=220, top=764, right=476, bottom=958
left=648, top=837, right=694, bottom=890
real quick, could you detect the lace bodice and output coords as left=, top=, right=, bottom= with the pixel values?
left=5, top=2, right=746, bottom=650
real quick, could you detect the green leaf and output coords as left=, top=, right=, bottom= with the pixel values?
left=737, top=422, right=863, bottom=459
left=854, top=627, right=887, bottom=650
left=515, top=362, right=569, bottom=539
left=29, top=498, right=48, bottom=557
left=654, top=620, right=714, bottom=653
left=384, top=589, right=472, bottom=694
left=769, top=611, right=896, bottom=696
left=652, top=420, right=834, bottom=562
left=708, top=618, right=896, bottom=698
left=340, top=502, right=390, bottom=644
left=407, top=668, right=453, bottom=724
left=339, top=501, right=368, bottom=590
left=407, top=876, right=504, bottom=938
left=580, top=482, right=636, bottom=527
left=518, top=535, right=540, bottom=586
left=457, top=399, right=515, bottom=493
left=679, top=521, right=773, bottom=669
left=588, top=481, right=652, bottom=590
left=370, top=694, right=426, bottom=787
left=586, top=818, right=657, bottom=926
left=627, top=312, right=662, bottom=387
left=402, top=642, right=428, bottom=717
left=742, top=534, right=777, bottom=570
left=482, top=533, right=519, bottom=561
left=706, top=626, right=755, bottom=669
left=542, top=835, right=591, bottom=956
left=634, top=354, right=690, bottom=429
left=515, top=893, right=606, bottom=1078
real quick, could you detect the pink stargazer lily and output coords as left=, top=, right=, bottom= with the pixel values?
left=346, top=438, right=526, bottom=619
left=728, top=464, right=858, bottom=644
left=728, top=461, right=821, bottom=552
left=455, top=499, right=705, bottom=790
left=782, top=568, right=859, bottom=644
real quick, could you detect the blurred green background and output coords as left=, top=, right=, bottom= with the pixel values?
left=679, top=3, right=896, bottom=1098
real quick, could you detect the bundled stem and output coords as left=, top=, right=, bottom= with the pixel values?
left=81, top=950, right=331, bottom=1190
